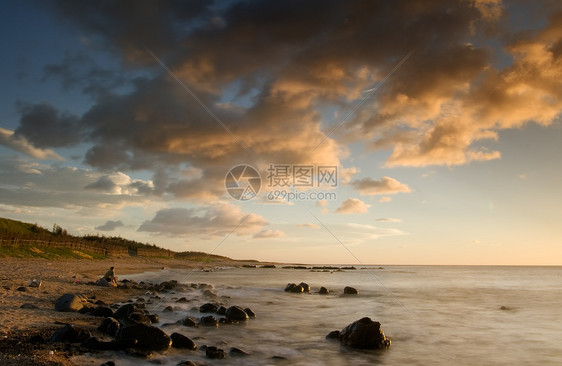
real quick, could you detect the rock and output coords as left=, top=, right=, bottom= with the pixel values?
left=54, top=293, right=84, bottom=312
left=291, top=285, right=304, bottom=293
left=298, top=282, right=310, bottom=292
left=163, top=306, right=174, bottom=312
left=98, top=317, right=120, bottom=336
left=225, top=306, right=249, bottom=321
left=206, top=346, right=227, bottom=359
left=16, top=286, right=27, bottom=292
left=100, top=362, right=116, bottom=366
left=92, top=306, right=114, bottom=317
left=229, top=347, right=250, bottom=356
left=95, top=300, right=108, bottom=306
left=50, top=324, right=91, bottom=343
left=325, top=330, right=340, bottom=339
left=244, top=308, right=256, bottom=318
left=148, top=314, right=160, bottom=324
left=82, top=336, right=137, bottom=350
left=219, top=317, right=234, bottom=325
left=199, top=303, right=218, bottom=313
left=343, top=286, right=358, bottom=295
left=175, top=297, right=189, bottom=303
left=199, top=315, right=218, bottom=327
left=129, top=312, right=152, bottom=325
left=171, top=332, right=197, bottom=350
left=176, top=361, right=197, bottom=366
left=96, top=278, right=113, bottom=287
left=339, top=317, right=390, bottom=349
left=284, top=283, right=296, bottom=292
left=113, top=303, right=141, bottom=319
left=319, top=287, right=329, bottom=294
left=216, top=305, right=227, bottom=315
left=179, top=316, right=198, bottom=327
left=499, top=306, right=511, bottom=311
left=20, top=303, right=38, bottom=309
left=79, top=305, right=95, bottom=314
left=116, top=323, right=172, bottom=352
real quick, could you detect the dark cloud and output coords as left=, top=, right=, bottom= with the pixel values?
left=15, top=103, right=82, bottom=148
left=138, top=204, right=268, bottom=238
left=95, top=220, right=124, bottom=231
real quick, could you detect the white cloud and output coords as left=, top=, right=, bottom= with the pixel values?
left=335, top=198, right=370, bottom=214
left=297, top=223, right=320, bottom=229
left=376, top=218, right=402, bottom=223
left=253, top=229, right=285, bottom=239
left=350, top=176, right=411, bottom=195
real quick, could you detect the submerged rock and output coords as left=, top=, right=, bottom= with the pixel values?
left=199, top=303, right=218, bottom=313
left=225, top=306, right=248, bottom=321
left=206, top=346, right=227, bottom=359
left=343, top=286, right=358, bottom=295
left=229, top=347, right=250, bottom=356
left=298, top=282, right=310, bottom=292
left=179, top=316, right=198, bottom=327
left=325, top=330, right=340, bottom=339
left=244, top=308, right=256, bottom=318
left=338, top=317, right=390, bottom=349
left=319, top=287, right=330, bottom=295
left=199, top=315, right=219, bottom=327
left=171, top=332, right=197, bottom=350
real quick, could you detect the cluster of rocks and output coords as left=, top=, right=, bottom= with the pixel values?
left=284, top=283, right=359, bottom=295
left=326, top=317, right=391, bottom=349
left=49, top=283, right=256, bottom=363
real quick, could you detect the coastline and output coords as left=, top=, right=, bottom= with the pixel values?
left=0, top=256, right=243, bottom=365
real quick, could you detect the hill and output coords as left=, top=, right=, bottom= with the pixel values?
left=0, top=217, right=232, bottom=261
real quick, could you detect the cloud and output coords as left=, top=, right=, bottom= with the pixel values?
left=0, top=128, right=63, bottom=161
left=297, top=223, right=320, bottom=229
left=85, top=172, right=155, bottom=195
left=379, top=197, right=392, bottom=203
left=138, top=203, right=268, bottom=238
left=253, top=229, right=285, bottom=239
left=344, top=222, right=406, bottom=241
left=95, top=220, right=124, bottom=231
left=376, top=218, right=402, bottom=223
left=350, top=176, right=411, bottom=195
left=335, top=198, right=370, bottom=214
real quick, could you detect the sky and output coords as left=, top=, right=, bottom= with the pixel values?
left=1, top=0, right=561, bottom=265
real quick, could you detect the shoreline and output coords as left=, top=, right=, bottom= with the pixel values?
left=0, top=256, right=248, bottom=365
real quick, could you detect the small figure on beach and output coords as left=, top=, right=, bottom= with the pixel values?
left=103, top=266, right=118, bottom=286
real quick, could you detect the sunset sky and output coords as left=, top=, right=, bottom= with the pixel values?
left=1, top=0, right=561, bottom=265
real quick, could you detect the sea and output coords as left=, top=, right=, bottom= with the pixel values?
left=74, top=265, right=562, bottom=365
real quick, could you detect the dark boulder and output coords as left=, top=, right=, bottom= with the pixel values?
left=206, top=346, right=227, bottom=359
left=50, top=324, right=91, bottom=343
left=128, top=312, right=151, bottom=325
left=179, top=316, right=198, bottom=327
left=339, top=317, right=391, bottom=349
left=284, top=283, right=296, bottom=292
left=319, top=287, right=329, bottom=295
left=244, top=308, right=256, bottom=318
left=325, top=330, right=340, bottom=339
left=229, top=347, right=250, bottom=356
left=175, top=297, right=189, bottom=303
left=148, top=314, right=160, bottom=324
left=343, top=286, right=358, bottom=295
left=171, top=332, right=197, bottom=350
left=298, top=282, right=310, bottom=292
left=116, top=323, right=172, bottom=352
left=113, top=303, right=141, bottom=319
left=291, top=285, right=304, bottom=293
left=163, top=306, right=174, bottom=312
left=98, top=317, right=120, bottom=336
left=100, top=362, right=116, bottom=366
left=199, top=303, right=218, bottom=313
left=199, top=315, right=218, bottom=327
left=216, top=305, right=227, bottom=315
left=54, top=293, right=84, bottom=312
left=92, top=306, right=114, bottom=318
left=225, top=306, right=248, bottom=321
left=176, top=362, right=197, bottom=366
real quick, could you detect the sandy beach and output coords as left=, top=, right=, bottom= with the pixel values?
left=0, top=257, right=232, bottom=365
